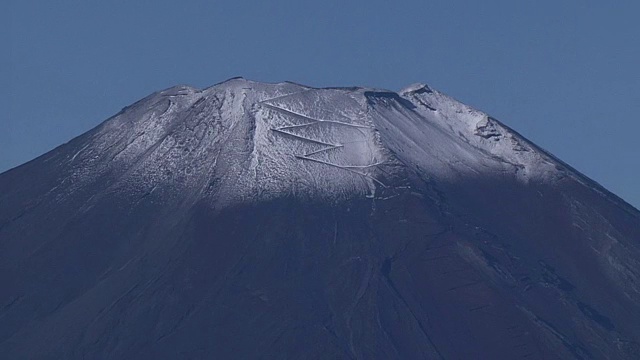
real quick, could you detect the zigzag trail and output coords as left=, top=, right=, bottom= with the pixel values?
left=257, top=97, right=386, bottom=189
left=260, top=102, right=374, bottom=130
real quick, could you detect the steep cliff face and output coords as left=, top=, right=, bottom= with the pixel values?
left=1, top=78, right=639, bottom=359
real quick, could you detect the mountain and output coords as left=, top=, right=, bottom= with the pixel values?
left=1, top=78, right=639, bottom=359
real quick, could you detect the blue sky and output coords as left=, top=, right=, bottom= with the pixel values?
left=3, top=1, right=639, bottom=208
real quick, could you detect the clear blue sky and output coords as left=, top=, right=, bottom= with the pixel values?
left=3, top=1, right=639, bottom=208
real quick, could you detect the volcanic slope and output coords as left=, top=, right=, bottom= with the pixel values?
left=1, top=78, right=639, bottom=359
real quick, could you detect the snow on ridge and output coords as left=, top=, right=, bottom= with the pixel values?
left=396, top=84, right=561, bottom=183
left=400, top=82, right=433, bottom=94
left=54, top=78, right=578, bottom=206
left=61, top=80, right=399, bottom=205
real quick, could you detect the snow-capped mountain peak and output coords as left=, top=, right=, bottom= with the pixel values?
left=46, top=78, right=577, bottom=208
left=2, top=78, right=638, bottom=359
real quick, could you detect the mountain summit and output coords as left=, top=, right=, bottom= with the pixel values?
left=1, top=78, right=639, bottom=359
